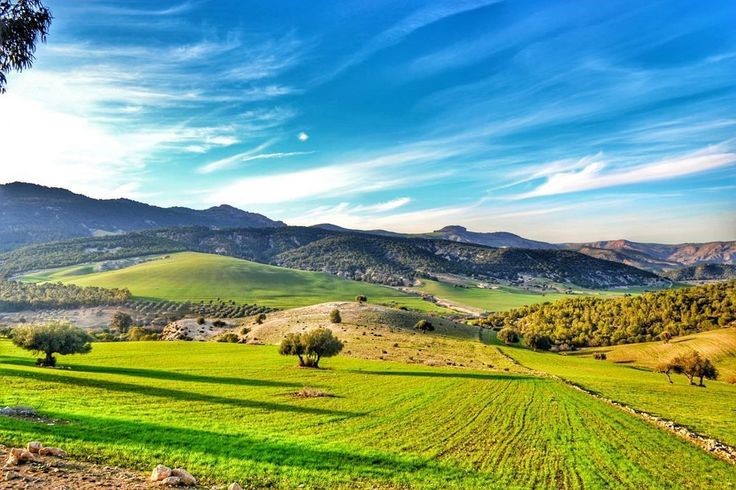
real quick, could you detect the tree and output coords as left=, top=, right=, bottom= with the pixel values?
left=255, top=313, right=267, bottom=325
left=279, top=328, right=343, bottom=368
left=110, top=311, right=132, bottom=334
left=497, top=328, right=519, bottom=344
left=525, top=333, right=552, bottom=352
left=355, top=295, right=367, bottom=303
left=0, top=0, right=52, bottom=93
left=11, top=322, right=92, bottom=366
left=414, top=319, right=434, bottom=333
left=329, top=308, right=341, bottom=324
left=673, top=351, right=718, bottom=386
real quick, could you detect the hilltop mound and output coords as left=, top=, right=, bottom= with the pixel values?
left=240, top=302, right=514, bottom=370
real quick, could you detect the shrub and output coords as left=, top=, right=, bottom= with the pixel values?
left=525, top=333, right=552, bottom=352
left=196, top=317, right=205, bottom=325
left=329, top=308, right=342, bottom=324
left=12, top=322, right=93, bottom=367
left=414, top=319, right=434, bottom=333
left=212, top=320, right=227, bottom=328
left=497, top=328, right=519, bottom=344
left=355, top=295, right=367, bottom=303
left=279, top=328, right=344, bottom=368
left=593, top=352, right=607, bottom=360
left=240, top=326, right=251, bottom=336
left=255, top=313, right=267, bottom=325
left=127, top=326, right=158, bottom=341
left=217, top=333, right=240, bottom=343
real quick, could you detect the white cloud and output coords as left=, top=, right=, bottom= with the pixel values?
left=298, top=131, right=309, bottom=142
left=515, top=148, right=736, bottom=199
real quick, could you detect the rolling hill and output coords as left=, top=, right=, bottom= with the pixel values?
left=662, top=263, right=736, bottom=281
left=0, top=182, right=283, bottom=251
left=20, top=251, right=444, bottom=311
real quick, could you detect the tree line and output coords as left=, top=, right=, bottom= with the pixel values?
left=483, top=281, right=736, bottom=348
left=0, top=280, right=131, bottom=311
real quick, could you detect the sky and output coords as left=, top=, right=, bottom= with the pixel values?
left=1, top=0, right=735, bottom=243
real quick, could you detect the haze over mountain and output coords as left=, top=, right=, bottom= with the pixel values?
left=0, top=182, right=283, bottom=251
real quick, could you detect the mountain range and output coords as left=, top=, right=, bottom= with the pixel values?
left=0, top=182, right=734, bottom=281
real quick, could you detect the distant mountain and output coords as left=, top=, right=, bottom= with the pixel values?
left=423, top=225, right=560, bottom=250
left=662, top=264, right=736, bottom=281
left=2, top=226, right=661, bottom=288
left=568, top=239, right=736, bottom=272
left=0, top=182, right=284, bottom=251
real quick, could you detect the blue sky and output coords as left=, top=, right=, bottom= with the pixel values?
left=0, top=0, right=735, bottom=242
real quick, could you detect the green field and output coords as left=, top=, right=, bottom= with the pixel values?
left=415, top=280, right=570, bottom=311
left=21, top=252, right=446, bottom=312
left=1, top=340, right=734, bottom=489
left=494, top=334, right=736, bottom=448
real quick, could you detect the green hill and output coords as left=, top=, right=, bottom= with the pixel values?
left=22, top=252, right=443, bottom=311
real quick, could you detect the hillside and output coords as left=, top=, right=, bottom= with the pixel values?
left=22, top=251, right=443, bottom=311
left=484, top=281, right=736, bottom=347
left=663, top=263, right=736, bottom=281
left=569, top=239, right=736, bottom=272
left=422, top=225, right=559, bottom=249
left=4, top=226, right=662, bottom=289
left=0, top=182, right=283, bottom=251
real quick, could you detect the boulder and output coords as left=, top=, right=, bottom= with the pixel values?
left=150, top=464, right=172, bottom=482
left=171, top=468, right=196, bottom=486
left=228, top=483, right=243, bottom=490
left=5, top=448, right=34, bottom=465
left=160, top=476, right=181, bottom=486
left=39, top=447, right=67, bottom=458
left=27, top=441, right=43, bottom=454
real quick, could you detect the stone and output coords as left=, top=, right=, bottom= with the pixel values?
left=160, top=476, right=181, bottom=486
left=39, top=447, right=67, bottom=458
left=27, top=442, right=43, bottom=454
left=6, top=448, right=35, bottom=465
left=171, top=468, right=196, bottom=486
left=228, top=483, right=243, bottom=490
left=4, top=470, right=20, bottom=481
left=150, top=464, right=172, bottom=482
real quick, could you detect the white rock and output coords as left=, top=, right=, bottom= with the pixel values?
left=151, top=464, right=172, bottom=482
left=171, top=468, right=196, bottom=486
left=228, top=483, right=243, bottom=490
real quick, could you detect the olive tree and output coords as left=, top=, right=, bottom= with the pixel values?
left=667, top=351, right=718, bottom=386
left=110, top=311, right=132, bottom=334
left=11, top=322, right=92, bottom=366
left=279, top=328, right=343, bottom=368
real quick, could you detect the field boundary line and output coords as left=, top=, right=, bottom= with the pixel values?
left=495, top=347, right=736, bottom=465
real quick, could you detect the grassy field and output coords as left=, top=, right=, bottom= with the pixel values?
left=494, top=334, right=736, bottom=449
left=1, top=340, right=734, bottom=489
left=21, top=252, right=447, bottom=312
left=414, top=280, right=570, bottom=312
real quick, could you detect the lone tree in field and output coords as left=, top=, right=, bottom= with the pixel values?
left=667, top=351, right=718, bottom=387
left=329, top=308, right=341, bottom=324
left=414, top=319, right=434, bottom=333
left=110, top=311, right=132, bottom=334
left=11, top=322, right=92, bottom=367
left=0, top=0, right=52, bottom=93
left=279, top=328, right=343, bottom=368
left=497, top=328, right=519, bottom=344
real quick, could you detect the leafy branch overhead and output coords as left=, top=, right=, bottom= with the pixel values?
left=0, top=0, right=51, bottom=93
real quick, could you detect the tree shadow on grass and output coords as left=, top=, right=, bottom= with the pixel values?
left=0, top=368, right=359, bottom=418
left=0, top=413, right=487, bottom=487
left=1, top=357, right=305, bottom=389
left=348, top=369, right=533, bottom=381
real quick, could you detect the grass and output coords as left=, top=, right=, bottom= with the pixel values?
left=414, top=280, right=570, bottom=312
left=494, top=334, right=736, bottom=448
left=1, top=340, right=734, bottom=489
left=21, top=252, right=448, bottom=312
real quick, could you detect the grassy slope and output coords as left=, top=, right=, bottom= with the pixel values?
left=591, top=327, right=736, bottom=379
left=22, top=252, right=447, bottom=312
left=415, top=280, right=570, bottom=311
left=1, top=340, right=733, bottom=489
left=495, top=335, right=736, bottom=448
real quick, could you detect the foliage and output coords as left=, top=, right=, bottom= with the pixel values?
left=414, top=319, right=434, bottom=333
left=217, top=333, right=240, bottom=343
left=11, top=321, right=92, bottom=366
left=212, top=320, right=227, bottom=328
left=329, top=308, right=342, bottom=324
left=355, top=295, right=367, bottom=303
left=0, top=0, right=51, bottom=93
left=497, top=328, right=519, bottom=344
left=110, top=311, right=132, bottom=334
left=524, top=333, right=552, bottom=351
left=663, top=264, right=736, bottom=281
left=255, top=313, right=267, bottom=324
left=664, top=352, right=719, bottom=386
left=482, top=281, right=736, bottom=347
left=593, top=352, right=607, bottom=360
left=279, top=328, right=344, bottom=367
left=127, top=326, right=158, bottom=341
left=0, top=279, right=131, bottom=311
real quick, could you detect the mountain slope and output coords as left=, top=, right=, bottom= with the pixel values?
left=422, top=225, right=559, bottom=249
left=662, top=264, right=736, bottom=281
left=0, top=182, right=283, bottom=250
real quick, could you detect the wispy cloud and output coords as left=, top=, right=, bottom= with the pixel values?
left=514, top=147, right=736, bottom=199
left=197, top=139, right=313, bottom=174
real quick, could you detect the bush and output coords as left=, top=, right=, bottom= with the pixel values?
left=127, top=326, right=158, bottom=341
left=414, top=319, right=434, bottom=333
left=593, top=352, right=607, bottom=360
left=279, top=328, right=344, bottom=368
left=329, top=308, right=342, bottom=324
left=255, top=313, right=267, bottom=325
left=212, top=320, right=227, bottom=328
left=12, top=322, right=93, bottom=367
left=355, top=295, right=367, bottom=303
left=525, top=333, right=552, bottom=351
left=217, top=333, right=240, bottom=343
left=196, top=317, right=205, bottom=325
left=110, top=311, right=133, bottom=334
left=497, top=328, right=519, bottom=344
